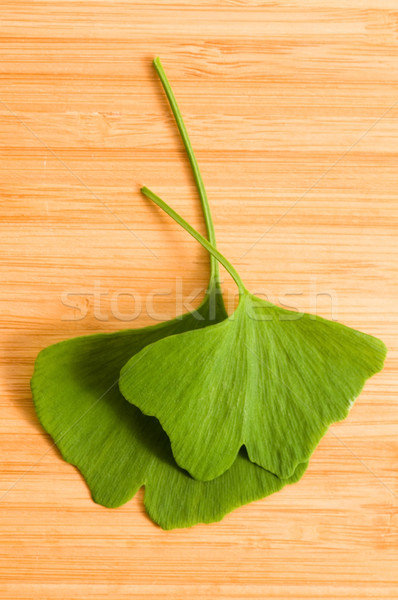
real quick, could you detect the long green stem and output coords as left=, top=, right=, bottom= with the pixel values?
left=142, top=187, right=246, bottom=295
left=153, top=57, right=219, bottom=281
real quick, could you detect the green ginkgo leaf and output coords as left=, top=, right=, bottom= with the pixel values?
left=120, top=190, right=387, bottom=482
left=32, top=330, right=307, bottom=529
left=31, top=57, right=306, bottom=529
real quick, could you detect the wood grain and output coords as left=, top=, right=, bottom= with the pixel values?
left=1, top=1, right=397, bottom=598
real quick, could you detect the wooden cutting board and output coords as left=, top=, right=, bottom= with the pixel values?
left=1, top=2, right=397, bottom=598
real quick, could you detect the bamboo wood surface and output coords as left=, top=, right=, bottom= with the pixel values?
left=1, top=2, right=397, bottom=599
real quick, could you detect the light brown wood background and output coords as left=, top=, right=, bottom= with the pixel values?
left=1, top=1, right=397, bottom=598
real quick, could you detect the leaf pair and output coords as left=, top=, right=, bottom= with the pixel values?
left=31, top=58, right=307, bottom=530
left=120, top=191, right=387, bottom=483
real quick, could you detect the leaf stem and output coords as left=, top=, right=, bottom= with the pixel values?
left=142, top=186, right=246, bottom=295
left=153, top=57, right=219, bottom=280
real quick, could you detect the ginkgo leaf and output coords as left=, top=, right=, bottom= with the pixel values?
left=31, top=57, right=307, bottom=529
left=119, top=190, right=387, bottom=482
left=32, top=330, right=307, bottom=529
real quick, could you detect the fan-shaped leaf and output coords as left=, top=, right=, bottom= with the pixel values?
left=32, top=324, right=306, bottom=529
left=119, top=191, right=387, bottom=482
left=31, top=56, right=307, bottom=529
